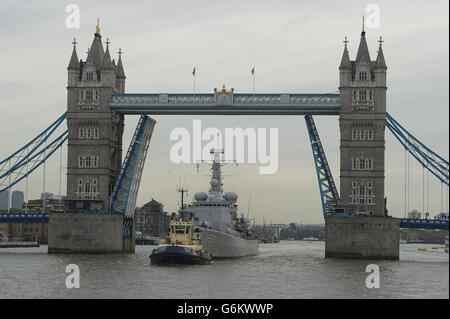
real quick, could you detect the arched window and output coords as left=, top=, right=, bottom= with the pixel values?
left=360, top=130, right=365, bottom=140
left=84, top=181, right=91, bottom=193
left=359, top=90, right=367, bottom=101
left=92, top=156, right=98, bottom=168
left=359, top=71, right=368, bottom=81
left=85, top=156, right=91, bottom=168
left=352, top=159, right=358, bottom=170
left=86, top=72, right=94, bottom=81
left=352, top=129, right=358, bottom=140
left=92, top=179, right=98, bottom=194
left=359, top=159, right=366, bottom=170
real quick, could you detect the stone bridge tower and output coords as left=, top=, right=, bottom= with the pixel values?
left=49, top=22, right=130, bottom=254
left=338, top=27, right=387, bottom=216
left=325, top=26, right=399, bottom=260
left=66, top=21, right=125, bottom=211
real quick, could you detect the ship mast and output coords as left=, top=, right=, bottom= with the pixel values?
left=177, top=178, right=188, bottom=213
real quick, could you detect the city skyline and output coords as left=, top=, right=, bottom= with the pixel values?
left=0, top=0, right=448, bottom=224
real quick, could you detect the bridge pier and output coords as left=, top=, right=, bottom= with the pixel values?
left=325, top=216, right=399, bottom=259
left=48, top=212, right=133, bottom=254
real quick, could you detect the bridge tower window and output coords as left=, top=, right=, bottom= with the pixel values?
left=359, top=71, right=368, bottom=81
left=85, top=156, right=92, bottom=168
left=359, top=90, right=367, bottom=101
left=86, top=91, right=94, bottom=101
left=86, top=72, right=94, bottom=81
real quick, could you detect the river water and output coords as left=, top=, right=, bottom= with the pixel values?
left=0, top=241, right=448, bottom=299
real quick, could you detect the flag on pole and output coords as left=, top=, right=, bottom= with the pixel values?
left=251, top=66, right=255, bottom=75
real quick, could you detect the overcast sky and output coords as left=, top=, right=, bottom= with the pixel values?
left=0, top=0, right=448, bottom=224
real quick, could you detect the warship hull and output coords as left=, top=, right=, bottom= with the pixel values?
left=200, top=228, right=259, bottom=258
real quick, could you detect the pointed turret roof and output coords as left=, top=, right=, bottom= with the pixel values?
left=355, top=31, right=371, bottom=62
left=339, top=37, right=351, bottom=69
left=86, top=21, right=105, bottom=67
left=375, top=37, right=387, bottom=69
left=116, top=48, right=126, bottom=78
left=102, top=39, right=114, bottom=70
left=67, top=38, right=80, bottom=70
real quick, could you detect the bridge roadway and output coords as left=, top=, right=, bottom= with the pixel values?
left=109, top=93, right=341, bottom=115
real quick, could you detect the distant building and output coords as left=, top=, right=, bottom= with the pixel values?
left=41, top=192, right=55, bottom=200
left=140, top=199, right=171, bottom=238
left=0, top=222, right=48, bottom=243
left=435, top=212, right=449, bottom=220
left=11, top=190, right=24, bottom=209
left=408, top=210, right=421, bottom=219
left=0, top=190, right=9, bottom=210
left=22, top=198, right=65, bottom=213
left=279, top=223, right=325, bottom=240
left=135, top=207, right=152, bottom=235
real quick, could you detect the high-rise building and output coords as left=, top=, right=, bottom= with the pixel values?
left=0, top=190, right=10, bottom=210
left=11, top=190, right=24, bottom=210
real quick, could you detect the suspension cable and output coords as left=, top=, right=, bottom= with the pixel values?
left=42, top=138, right=47, bottom=214
left=422, top=165, right=425, bottom=217
left=404, top=147, right=407, bottom=218
left=427, top=166, right=429, bottom=215
left=407, top=146, right=410, bottom=216
left=59, top=145, right=63, bottom=212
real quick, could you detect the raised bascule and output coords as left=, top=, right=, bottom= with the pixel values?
left=0, top=20, right=448, bottom=257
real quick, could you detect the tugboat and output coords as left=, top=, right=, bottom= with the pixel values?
left=150, top=215, right=212, bottom=265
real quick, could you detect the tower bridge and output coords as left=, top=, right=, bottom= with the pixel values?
left=0, top=21, right=448, bottom=258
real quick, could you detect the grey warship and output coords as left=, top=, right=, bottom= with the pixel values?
left=182, top=149, right=259, bottom=258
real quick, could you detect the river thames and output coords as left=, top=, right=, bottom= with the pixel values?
left=0, top=241, right=448, bottom=299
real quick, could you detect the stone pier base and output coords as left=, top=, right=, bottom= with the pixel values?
left=48, top=212, right=134, bottom=254
left=325, top=216, right=400, bottom=260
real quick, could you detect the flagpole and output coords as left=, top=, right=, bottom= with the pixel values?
left=193, top=66, right=196, bottom=97
left=252, top=66, right=255, bottom=96
left=253, top=70, right=255, bottom=96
